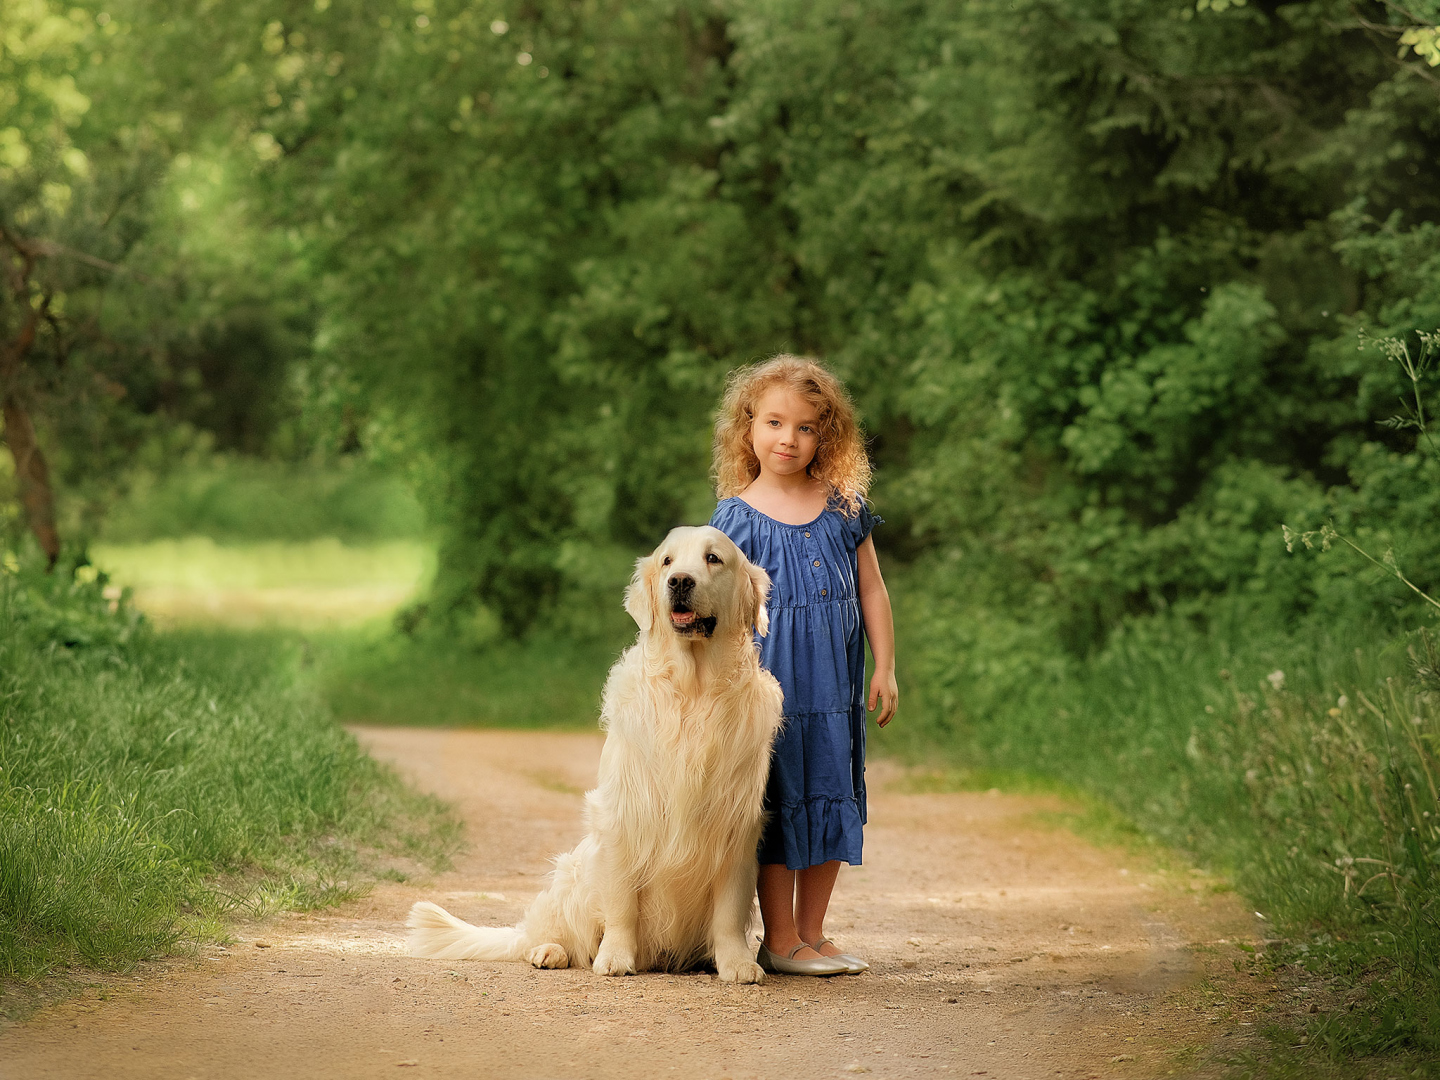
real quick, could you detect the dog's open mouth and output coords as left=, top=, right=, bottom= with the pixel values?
left=669, top=604, right=718, bottom=637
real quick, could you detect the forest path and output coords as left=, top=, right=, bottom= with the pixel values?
left=1, top=728, right=1266, bottom=1079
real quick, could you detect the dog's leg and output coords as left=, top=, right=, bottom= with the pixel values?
left=711, top=852, right=764, bottom=984
left=591, top=845, right=640, bottom=977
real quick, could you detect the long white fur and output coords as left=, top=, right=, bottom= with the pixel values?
left=406, top=526, right=784, bottom=983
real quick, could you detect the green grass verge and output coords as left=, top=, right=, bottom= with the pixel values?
left=895, top=593, right=1440, bottom=1061
left=82, top=533, right=613, bottom=729
left=313, top=627, right=616, bottom=730
left=0, top=557, right=459, bottom=984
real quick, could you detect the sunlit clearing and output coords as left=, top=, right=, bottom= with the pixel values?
left=91, top=537, right=435, bottom=628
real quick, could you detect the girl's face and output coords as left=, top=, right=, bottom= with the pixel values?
left=750, top=386, right=820, bottom=480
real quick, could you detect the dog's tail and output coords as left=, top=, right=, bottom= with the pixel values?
left=406, top=901, right=526, bottom=961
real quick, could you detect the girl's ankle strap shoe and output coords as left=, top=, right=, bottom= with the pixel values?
left=756, top=941, right=850, bottom=976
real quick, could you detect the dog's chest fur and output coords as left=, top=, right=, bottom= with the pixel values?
left=591, top=651, right=781, bottom=872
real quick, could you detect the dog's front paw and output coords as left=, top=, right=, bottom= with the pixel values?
left=592, top=945, right=637, bottom=977
left=716, top=957, right=765, bottom=985
left=527, top=942, right=569, bottom=969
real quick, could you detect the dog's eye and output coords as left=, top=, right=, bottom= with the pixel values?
left=661, top=557, right=672, bottom=567
left=706, top=553, right=722, bottom=565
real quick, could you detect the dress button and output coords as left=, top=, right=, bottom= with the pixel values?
left=821, top=589, right=828, bottom=597
left=812, top=559, right=821, bottom=567
left=804, top=531, right=811, bottom=538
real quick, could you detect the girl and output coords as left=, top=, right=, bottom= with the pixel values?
left=708, top=355, right=898, bottom=977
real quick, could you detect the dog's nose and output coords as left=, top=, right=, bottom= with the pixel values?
left=667, top=573, right=695, bottom=593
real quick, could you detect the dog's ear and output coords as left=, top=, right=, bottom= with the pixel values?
left=745, top=561, right=771, bottom=638
left=624, top=553, right=657, bottom=633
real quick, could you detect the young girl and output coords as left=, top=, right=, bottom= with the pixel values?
left=708, top=355, right=898, bottom=977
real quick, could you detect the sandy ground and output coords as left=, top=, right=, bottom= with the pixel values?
left=0, top=728, right=1270, bottom=1080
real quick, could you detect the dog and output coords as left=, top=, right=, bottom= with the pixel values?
left=406, top=525, right=784, bottom=983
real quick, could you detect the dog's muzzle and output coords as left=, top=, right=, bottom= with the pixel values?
left=667, top=573, right=718, bottom=638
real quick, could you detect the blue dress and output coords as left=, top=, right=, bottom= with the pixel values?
left=709, top=496, right=881, bottom=870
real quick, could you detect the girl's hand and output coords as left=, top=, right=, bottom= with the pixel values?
left=868, top=670, right=898, bottom=728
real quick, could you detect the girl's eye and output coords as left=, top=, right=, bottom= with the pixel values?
left=662, top=557, right=672, bottom=566
left=706, top=553, right=722, bottom=565
left=768, top=420, right=780, bottom=427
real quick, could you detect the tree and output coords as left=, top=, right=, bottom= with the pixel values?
left=101, top=0, right=1440, bottom=648
left=0, top=0, right=317, bottom=559
left=0, top=2, right=108, bottom=563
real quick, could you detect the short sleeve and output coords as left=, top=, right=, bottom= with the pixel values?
left=849, top=502, right=882, bottom=545
left=709, top=498, right=756, bottom=559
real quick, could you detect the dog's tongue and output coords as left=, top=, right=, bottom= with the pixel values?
left=671, top=611, right=696, bottom=625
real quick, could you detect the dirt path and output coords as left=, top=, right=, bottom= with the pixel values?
left=1, top=728, right=1266, bottom=1079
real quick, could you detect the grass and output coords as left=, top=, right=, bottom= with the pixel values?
left=89, top=537, right=434, bottom=628
left=314, top=628, right=616, bottom=729
left=894, top=595, right=1440, bottom=1063
left=87, top=535, right=617, bottom=729
left=47, top=522, right=1440, bottom=1067
left=0, top=553, right=459, bottom=984
left=0, top=529, right=619, bottom=990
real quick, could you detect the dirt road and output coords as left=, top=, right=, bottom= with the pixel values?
left=0, top=728, right=1265, bottom=1079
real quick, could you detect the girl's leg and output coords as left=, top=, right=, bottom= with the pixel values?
left=757, top=862, right=823, bottom=960
left=794, top=860, right=842, bottom=956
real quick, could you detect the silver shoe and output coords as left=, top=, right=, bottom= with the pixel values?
left=756, top=941, right=850, bottom=977
left=809, top=937, right=869, bottom=974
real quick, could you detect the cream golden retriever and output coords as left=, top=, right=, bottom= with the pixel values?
left=406, top=526, right=783, bottom=983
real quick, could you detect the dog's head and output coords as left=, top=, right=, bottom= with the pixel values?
left=624, top=526, right=770, bottom=641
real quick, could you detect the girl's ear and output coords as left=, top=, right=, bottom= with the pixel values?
left=624, top=554, right=656, bottom=633
left=745, top=561, right=771, bottom=638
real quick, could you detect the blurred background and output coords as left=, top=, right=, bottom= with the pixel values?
left=4, top=0, right=1440, bottom=1060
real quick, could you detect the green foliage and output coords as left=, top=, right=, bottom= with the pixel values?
left=0, top=2, right=112, bottom=241
left=0, top=547, right=139, bottom=651
left=0, top=0, right=330, bottom=552
left=5, top=0, right=1440, bottom=1059
left=5, top=0, right=1438, bottom=642
left=0, top=550, right=456, bottom=979
left=100, top=455, right=426, bottom=544
left=110, top=0, right=1432, bottom=649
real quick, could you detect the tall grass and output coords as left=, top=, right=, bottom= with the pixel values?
left=895, top=599, right=1440, bottom=1053
left=0, top=553, right=458, bottom=981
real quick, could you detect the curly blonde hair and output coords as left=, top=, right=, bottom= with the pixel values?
left=712, top=355, right=871, bottom=516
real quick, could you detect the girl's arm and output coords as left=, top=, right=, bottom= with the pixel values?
left=857, top=536, right=898, bottom=727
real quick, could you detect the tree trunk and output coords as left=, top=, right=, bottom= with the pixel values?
left=1, top=393, right=59, bottom=567
left=0, top=272, right=60, bottom=568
